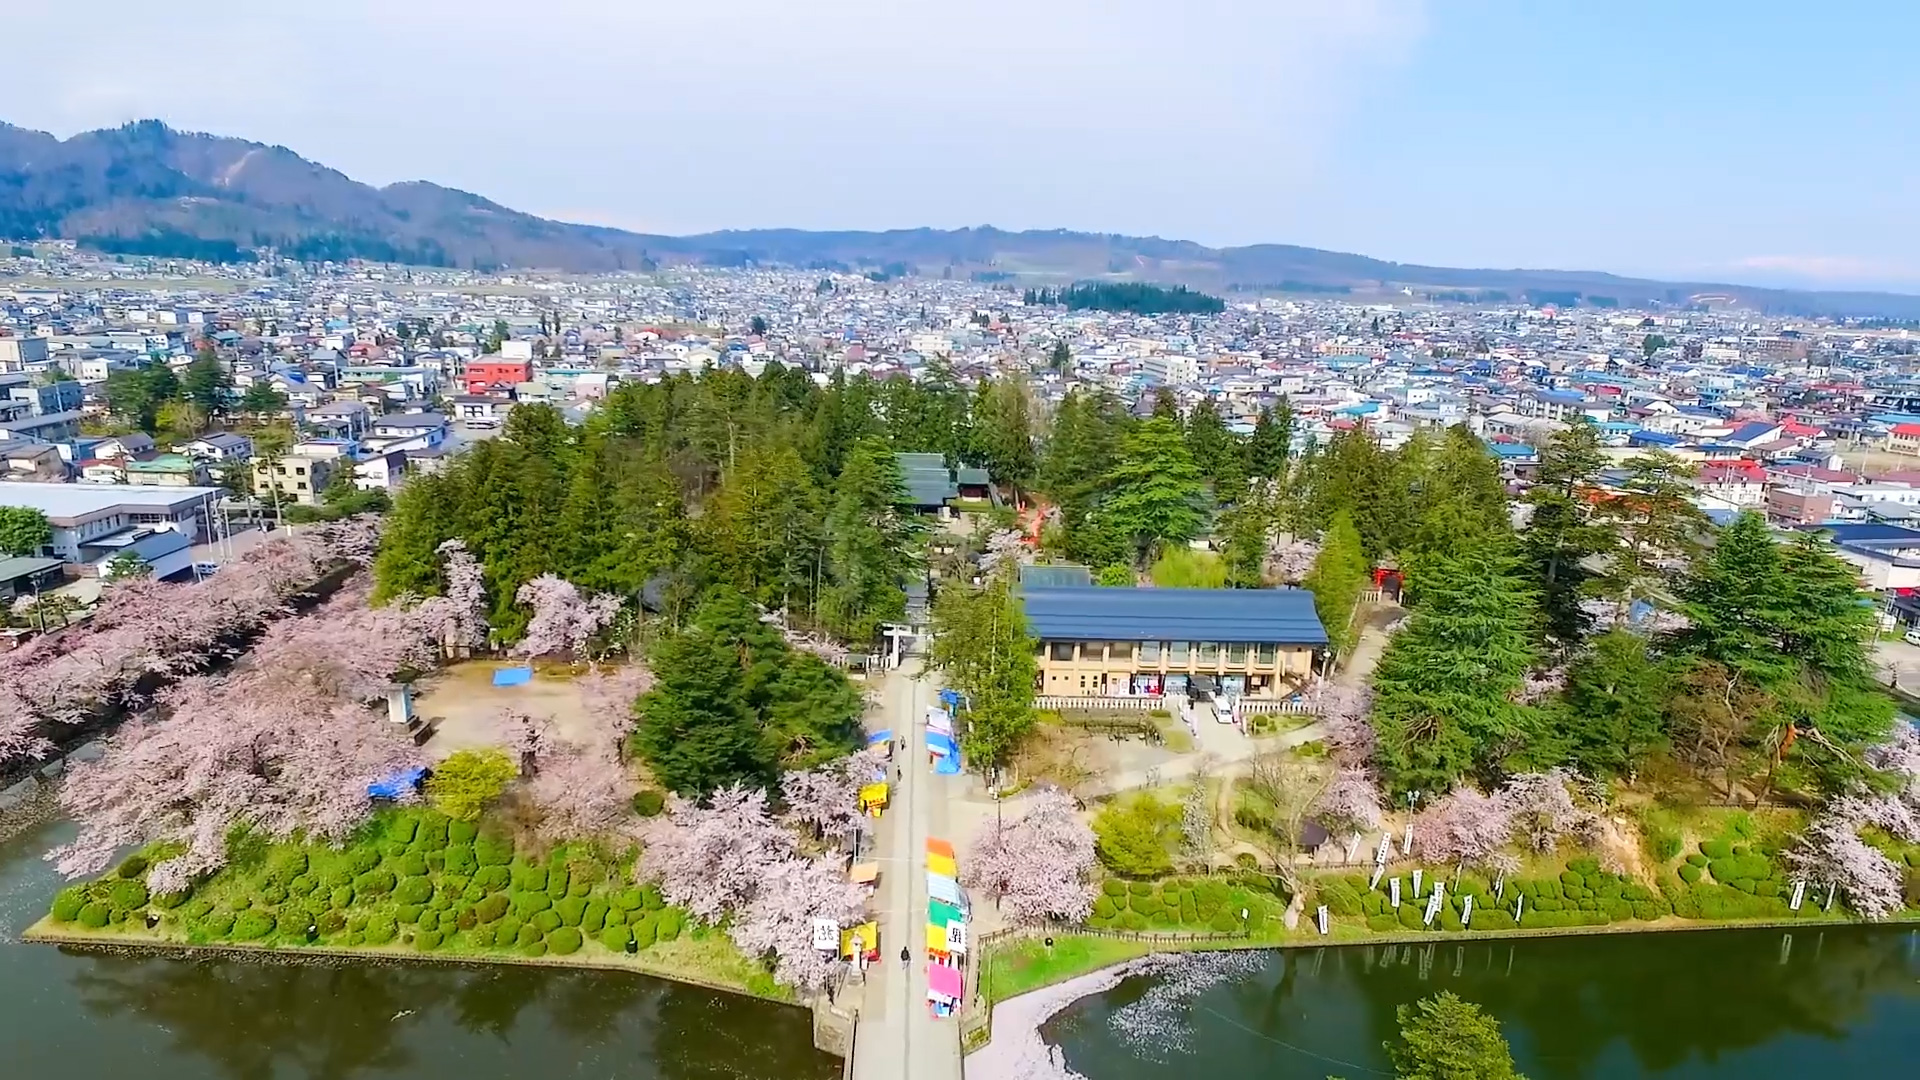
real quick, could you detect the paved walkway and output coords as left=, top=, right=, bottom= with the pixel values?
left=851, top=660, right=963, bottom=1080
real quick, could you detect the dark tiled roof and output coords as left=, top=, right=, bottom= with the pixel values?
left=1020, top=586, right=1328, bottom=645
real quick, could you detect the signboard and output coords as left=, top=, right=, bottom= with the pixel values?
left=1316, top=904, right=1329, bottom=936
left=1412, top=869, right=1424, bottom=897
left=1401, top=822, right=1415, bottom=856
left=1423, top=884, right=1444, bottom=927
left=1789, top=879, right=1806, bottom=912
left=1390, top=877, right=1402, bottom=909
left=1461, top=895, right=1474, bottom=927
left=811, top=918, right=839, bottom=951
left=1375, top=833, right=1393, bottom=866
left=944, top=921, right=968, bottom=955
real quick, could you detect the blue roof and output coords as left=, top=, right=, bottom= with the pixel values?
left=1726, top=421, right=1780, bottom=443
left=1628, top=430, right=1683, bottom=446
left=1489, top=443, right=1538, bottom=458
left=1019, top=586, right=1327, bottom=645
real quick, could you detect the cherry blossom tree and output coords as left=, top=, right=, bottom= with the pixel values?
left=961, top=787, right=1096, bottom=925
left=515, top=664, right=654, bottom=843
left=1265, top=537, right=1321, bottom=585
left=1413, top=787, right=1514, bottom=871
left=1496, top=769, right=1595, bottom=852
left=780, top=746, right=888, bottom=843
left=1513, top=667, right=1568, bottom=706
left=1826, top=793, right=1920, bottom=845
left=979, top=529, right=1031, bottom=579
left=0, top=521, right=379, bottom=770
left=1788, top=814, right=1905, bottom=920
left=413, top=539, right=489, bottom=654
left=728, top=854, right=870, bottom=991
left=1313, top=765, right=1384, bottom=838
left=1866, top=723, right=1920, bottom=801
left=46, top=575, right=433, bottom=893
left=639, top=784, right=795, bottom=925
left=1311, top=682, right=1376, bottom=767
left=515, top=575, right=622, bottom=662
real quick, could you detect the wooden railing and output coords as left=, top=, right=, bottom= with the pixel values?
left=1034, top=695, right=1160, bottom=711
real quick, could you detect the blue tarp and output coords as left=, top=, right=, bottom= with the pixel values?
left=926, top=732, right=958, bottom=757
left=368, top=766, right=426, bottom=800
left=939, top=689, right=963, bottom=708
left=934, top=754, right=961, bottom=775
left=492, top=666, right=533, bottom=687
left=867, top=729, right=894, bottom=745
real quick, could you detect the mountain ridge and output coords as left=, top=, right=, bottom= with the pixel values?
left=3, top=119, right=1917, bottom=318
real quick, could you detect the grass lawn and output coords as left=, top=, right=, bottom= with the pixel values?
left=982, top=935, right=1151, bottom=1001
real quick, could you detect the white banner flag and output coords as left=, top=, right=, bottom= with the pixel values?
left=1390, top=877, right=1402, bottom=909
left=1402, top=822, right=1414, bottom=856
left=1412, top=869, right=1424, bottom=896
left=1376, top=833, right=1393, bottom=866
left=1316, top=905, right=1329, bottom=936
left=1369, top=863, right=1385, bottom=891
left=1789, top=879, right=1806, bottom=912
left=1514, top=894, right=1525, bottom=923
left=1461, top=894, right=1474, bottom=927
left=945, top=921, right=968, bottom=955
left=1423, top=882, right=1444, bottom=927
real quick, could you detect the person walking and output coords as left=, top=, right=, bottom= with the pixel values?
left=899, top=945, right=910, bottom=969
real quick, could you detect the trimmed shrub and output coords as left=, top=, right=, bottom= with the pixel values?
left=232, top=911, right=275, bottom=940
left=205, top=912, right=236, bottom=936
left=1473, top=909, right=1516, bottom=931
left=1317, top=878, right=1364, bottom=917
left=450, top=820, right=479, bottom=845
left=633, top=789, right=666, bottom=817
left=1622, top=884, right=1655, bottom=902
left=1729, top=879, right=1757, bottom=895
left=399, top=851, right=429, bottom=877
left=1120, top=910, right=1149, bottom=931
left=1577, top=898, right=1598, bottom=911
left=1439, top=907, right=1465, bottom=932
left=397, top=905, right=425, bottom=924
left=1600, top=899, right=1633, bottom=922
left=457, top=907, right=480, bottom=931
left=276, top=911, right=313, bottom=937
left=1360, top=892, right=1387, bottom=917
left=1700, top=839, right=1733, bottom=860
left=117, top=854, right=151, bottom=879
left=1595, top=881, right=1623, bottom=901
left=582, top=902, right=608, bottom=933
left=416, top=929, right=444, bottom=950
left=515, top=892, right=553, bottom=918
left=1559, top=871, right=1583, bottom=888
left=1127, top=880, right=1154, bottom=897
left=1755, top=880, right=1782, bottom=899
left=1631, top=900, right=1671, bottom=921
left=475, top=837, right=514, bottom=867
left=1568, top=856, right=1599, bottom=875
left=532, top=910, right=563, bottom=933
left=444, top=845, right=477, bottom=875
left=344, top=931, right=365, bottom=946
left=568, top=880, right=591, bottom=898
left=641, top=885, right=666, bottom=911
left=319, top=909, right=348, bottom=934
left=418, top=814, right=450, bottom=850
left=109, top=908, right=129, bottom=925
left=614, top=888, right=645, bottom=911
left=1649, top=827, right=1683, bottom=863
left=267, top=850, right=309, bottom=884
left=109, top=880, right=150, bottom=910
left=1092, top=896, right=1117, bottom=920
left=384, top=842, right=408, bottom=860
left=497, top=916, right=523, bottom=943
left=602, top=925, right=633, bottom=951
left=52, top=887, right=88, bottom=922
left=546, top=864, right=571, bottom=897
left=346, top=847, right=382, bottom=875
left=463, top=883, right=488, bottom=904
left=632, top=915, right=658, bottom=949
left=355, top=869, right=396, bottom=897
left=388, top=816, right=420, bottom=844
left=395, top=877, right=434, bottom=905
left=475, top=865, right=510, bottom=892
left=1209, top=910, right=1238, bottom=932
left=656, top=909, right=683, bottom=941
left=1686, top=852, right=1709, bottom=868
left=549, top=926, right=583, bottom=955
left=516, top=922, right=544, bottom=946
left=606, top=908, right=628, bottom=927
left=556, top=897, right=588, bottom=927
left=417, top=909, right=440, bottom=932
left=185, top=899, right=216, bottom=921
left=259, top=883, right=287, bottom=905
left=1533, top=896, right=1563, bottom=913
left=1366, top=913, right=1398, bottom=932
left=1678, top=864, right=1702, bottom=885
left=1732, top=844, right=1750, bottom=858
left=426, top=851, right=446, bottom=874
left=475, top=895, right=510, bottom=923
left=520, top=941, right=548, bottom=957
left=287, top=875, right=318, bottom=897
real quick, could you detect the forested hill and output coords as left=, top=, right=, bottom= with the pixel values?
left=6, top=118, right=1920, bottom=317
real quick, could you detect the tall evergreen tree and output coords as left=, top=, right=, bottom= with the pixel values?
left=1522, top=421, right=1613, bottom=649
left=1102, top=417, right=1207, bottom=566
left=1184, top=397, right=1243, bottom=495
left=1304, top=511, right=1369, bottom=660
left=1597, top=451, right=1706, bottom=623
left=1246, top=397, right=1293, bottom=480
left=820, top=437, right=915, bottom=644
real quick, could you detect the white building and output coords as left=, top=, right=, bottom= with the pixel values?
left=0, top=481, right=224, bottom=564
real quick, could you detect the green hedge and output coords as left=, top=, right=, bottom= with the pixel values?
left=51, top=887, right=87, bottom=922
left=355, top=869, right=396, bottom=896
left=416, top=929, right=443, bottom=950
left=475, top=895, right=510, bottom=923
left=365, top=915, right=398, bottom=945
left=397, top=905, right=425, bottom=924
left=346, top=847, right=382, bottom=875
left=475, top=837, right=514, bottom=866
left=1366, top=913, right=1398, bottom=932
left=388, top=817, right=420, bottom=844
left=233, top=911, right=275, bottom=940
left=475, top=865, right=510, bottom=892
left=319, top=910, right=348, bottom=934
left=582, top=902, right=608, bottom=933
left=516, top=922, right=544, bottom=946
left=549, top=927, right=583, bottom=955
left=556, top=897, right=588, bottom=927
left=632, top=915, right=657, bottom=949
left=1678, top=864, right=1702, bottom=884
left=1700, top=839, right=1733, bottom=860
left=532, top=910, right=562, bottom=933
left=449, top=820, right=479, bottom=845
left=1092, top=896, right=1117, bottom=920
left=1317, top=877, right=1364, bottom=917
left=656, top=910, right=683, bottom=941
left=602, top=925, right=633, bottom=951
left=642, top=885, right=666, bottom=911
left=444, top=845, right=477, bottom=875
left=632, top=790, right=666, bottom=817
left=515, top=892, right=553, bottom=918
left=520, top=940, right=547, bottom=957
left=547, top=864, right=571, bottom=897
left=78, top=902, right=110, bottom=929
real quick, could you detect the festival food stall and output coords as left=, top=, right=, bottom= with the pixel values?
left=858, top=782, right=889, bottom=816
left=926, top=961, right=964, bottom=1017
left=840, top=922, right=879, bottom=963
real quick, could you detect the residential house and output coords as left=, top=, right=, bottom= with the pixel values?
left=0, top=481, right=222, bottom=563
left=1886, top=423, right=1920, bottom=457
left=178, top=432, right=254, bottom=463
left=252, top=453, right=337, bottom=506
left=363, top=412, right=449, bottom=453
left=124, top=453, right=211, bottom=488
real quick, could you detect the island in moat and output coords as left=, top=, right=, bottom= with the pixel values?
left=4, top=371, right=1920, bottom=1072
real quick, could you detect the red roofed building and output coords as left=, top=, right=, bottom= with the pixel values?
left=462, top=359, right=532, bottom=396
left=1886, top=423, right=1920, bottom=458
left=1696, top=460, right=1768, bottom=506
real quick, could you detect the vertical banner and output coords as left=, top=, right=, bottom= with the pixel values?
left=1513, top=894, right=1525, bottom=923
left=1402, top=822, right=1415, bottom=856
left=1316, top=905, right=1329, bottom=935
left=1412, top=869, right=1424, bottom=897
left=1369, top=863, right=1385, bottom=891
left=1461, top=894, right=1474, bottom=927
left=1789, top=879, right=1806, bottom=912
left=1422, top=882, right=1445, bottom=927
left=1376, top=834, right=1393, bottom=866
left=1493, top=872, right=1505, bottom=901
left=1390, top=877, right=1402, bottom=909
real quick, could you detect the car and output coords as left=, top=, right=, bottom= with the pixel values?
left=193, top=562, right=220, bottom=578
left=1904, top=628, right=1920, bottom=646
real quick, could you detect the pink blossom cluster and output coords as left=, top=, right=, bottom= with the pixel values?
left=49, top=577, right=431, bottom=894
left=1265, top=537, right=1320, bottom=584
left=780, top=745, right=888, bottom=842
left=1866, top=723, right=1920, bottom=796
left=1497, top=769, right=1596, bottom=852
left=1788, top=814, right=1906, bottom=921
left=1310, top=682, right=1376, bottom=767
left=516, top=664, right=653, bottom=843
left=979, top=529, right=1032, bottom=579
left=1513, top=667, right=1568, bottom=706
left=1412, top=787, right=1514, bottom=870
left=729, top=854, right=870, bottom=990
left=1312, top=766, right=1383, bottom=838
left=411, top=539, right=490, bottom=652
left=961, top=787, right=1097, bottom=925
left=1, top=521, right=380, bottom=769
left=514, top=575, right=621, bottom=661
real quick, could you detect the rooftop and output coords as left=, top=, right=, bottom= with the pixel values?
left=0, top=480, right=225, bottom=522
left=1019, top=585, right=1328, bottom=645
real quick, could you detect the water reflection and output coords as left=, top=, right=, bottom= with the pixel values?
left=1, top=819, right=839, bottom=1080
left=1055, top=928, right=1920, bottom=1079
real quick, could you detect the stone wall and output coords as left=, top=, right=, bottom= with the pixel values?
left=0, top=740, right=103, bottom=843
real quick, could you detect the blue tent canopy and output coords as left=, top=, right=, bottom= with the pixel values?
left=866, top=730, right=894, bottom=745
left=939, top=689, right=964, bottom=708
left=368, top=766, right=426, bottom=800
left=493, top=666, right=533, bottom=687
left=926, top=732, right=958, bottom=757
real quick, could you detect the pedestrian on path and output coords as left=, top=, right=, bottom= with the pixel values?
left=900, top=945, right=910, bottom=968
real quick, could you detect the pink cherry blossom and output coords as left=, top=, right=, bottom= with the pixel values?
left=514, top=575, right=621, bottom=661
left=1313, top=766, right=1383, bottom=838
left=1265, top=537, right=1320, bottom=584
left=639, top=783, right=796, bottom=925
left=961, top=787, right=1096, bottom=925
left=1788, top=814, right=1905, bottom=921
left=1413, top=787, right=1513, bottom=870
left=780, top=745, right=888, bottom=842
left=728, top=854, right=870, bottom=991
left=412, top=539, right=490, bottom=653
left=1497, top=769, right=1595, bottom=852
left=1310, top=682, right=1376, bottom=767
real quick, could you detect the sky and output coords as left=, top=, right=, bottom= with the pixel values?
left=8, top=1, right=1919, bottom=291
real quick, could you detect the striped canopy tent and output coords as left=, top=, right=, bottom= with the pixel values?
left=927, top=873, right=964, bottom=909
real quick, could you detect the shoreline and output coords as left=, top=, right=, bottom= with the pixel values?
left=967, top=911, right=1918, bottom=1062
left=22, top=919, right=800, bottom=1008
